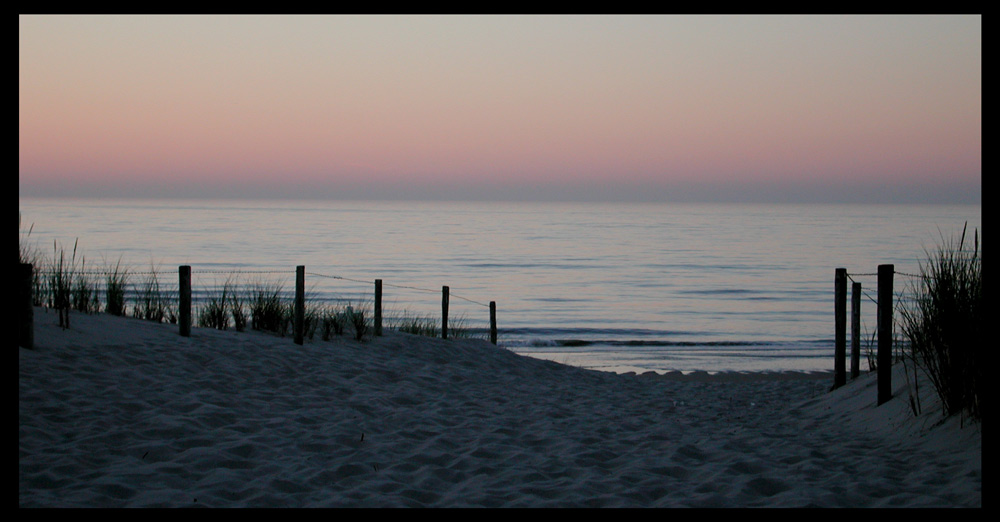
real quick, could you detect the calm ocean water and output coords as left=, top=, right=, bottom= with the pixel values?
left=19, top=198, right=981, bottom=375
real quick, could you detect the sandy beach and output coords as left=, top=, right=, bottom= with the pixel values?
left=19, top=307, right=981, bottom=507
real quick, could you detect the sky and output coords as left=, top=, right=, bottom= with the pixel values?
left=19, top=15, right=981, bottom=204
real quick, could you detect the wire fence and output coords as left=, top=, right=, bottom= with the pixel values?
left=20, top=263, right=499, bottom=345
left=833, top=264, right=938, bottom=402
left=845, top=267, right=926, bottom=333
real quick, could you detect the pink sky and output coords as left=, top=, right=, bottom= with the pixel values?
left=19, top=15, right=981, bottom=203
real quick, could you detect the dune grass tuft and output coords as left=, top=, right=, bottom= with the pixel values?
left=133, top=264, right=175, bottom=324
left=249, top=280, right=289, bottom=334
left=345, top=302, right=370, bottom=342
left=393, top=312, right=440, bottom=338
left=105, top=258, right=129, bottom=316
left=48, top=239, right=80, bottom=328
left=318, top=303, right=347, bottom=341
left=19, top=214, right=50, bottom=307
left=899, top=222, right=981, bottom=422
left=199, top=277, right=233, bottom=330
left=230, top=281, right=248, bottom=332
left=72, top=255, right=100, bottom=314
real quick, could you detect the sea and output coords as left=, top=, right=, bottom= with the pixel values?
left=18, top=198, right=981, bottom=375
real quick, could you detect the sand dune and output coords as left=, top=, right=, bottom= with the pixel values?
left=19, top=307, right=980, bottom=507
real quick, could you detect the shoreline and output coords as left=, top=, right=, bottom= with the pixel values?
left=630, top=369, right=835, bottom=382
left=24, top=305, right=838, bottom=381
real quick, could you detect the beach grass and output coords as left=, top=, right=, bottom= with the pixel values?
left=392, top=312, right=440, bottom=338
left=48, top=239, right=79, bottom=328
left=899, top=223, right=981, bottom=422
left=72, top=255, right=100, bottom=314
left=318, top=303, right=347, bottom=340
left=198, top=276, right=234, bottom=330
left=18, top=212, right=37, bottom=266
left=230, top=280, right=249, bottom=332
left=19, top=222, right=483, bottom=343
left=447, top=313, right=477, bottom=340
left=302, top=300, right=323, bottom=341
left=385, top=306, right=482, bottom=340
left=249, top=279, right=288, bottom=334
left=19, top=213, right=47, bottom=307
left=104, top=258, right=129, bottom=317
left=344, top=301, right=370, bottom=342
left=132, top=264, right=176, bottom=324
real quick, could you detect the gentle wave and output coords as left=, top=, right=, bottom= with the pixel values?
left=502, top=337, right=831, bottom=349
left=19, top=198, right=979, bottom=373
left=498, top=326, right=832, bottom=349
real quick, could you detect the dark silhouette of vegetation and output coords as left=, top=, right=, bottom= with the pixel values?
left=900, top=223, right=981, bottom=422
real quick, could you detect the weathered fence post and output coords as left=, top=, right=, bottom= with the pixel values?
left=374, top=279, right=383, bottom=337
left=179, top=265, right=191, bottom=337
left=442, top=285, right=450, bottom=340
left=294, top=265, right=305, bottom=345
left=851, top=281, right=861, bottom=379
left=877, top=264, right=893, bottom=405
left=834, top=268, right=847, bottom=389
left=490, top=301, right=497, bottom=345
left=20, top=263, right=33, bottom=349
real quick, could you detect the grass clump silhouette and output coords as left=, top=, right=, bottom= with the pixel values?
left=899, top=222, right=981, bottom=422
left=20, top=215, right=485, bottom=344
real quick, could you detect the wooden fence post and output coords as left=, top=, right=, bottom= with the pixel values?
left=490, top=301, right=497, bottom=345
left=442, top=285, right=450, bottom=340
left=877, top=264, right=893, bottom=405
left=20, top=263, right=33, bottom=349
left=294, top=265, right=305, bottom=345
left=834, top=268, right=847, bottom=389
left=851, top=281, right=861, bottom=379
left=179, top=265, right=191, bottom=337
left=374, top=279, right=383, bottom=337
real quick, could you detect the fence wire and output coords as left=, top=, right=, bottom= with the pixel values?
left=306, top=271, right=491, bottom=308
left=25, top=264, right=495, bottom=336
left=841, top=267, right=931, bottom=365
